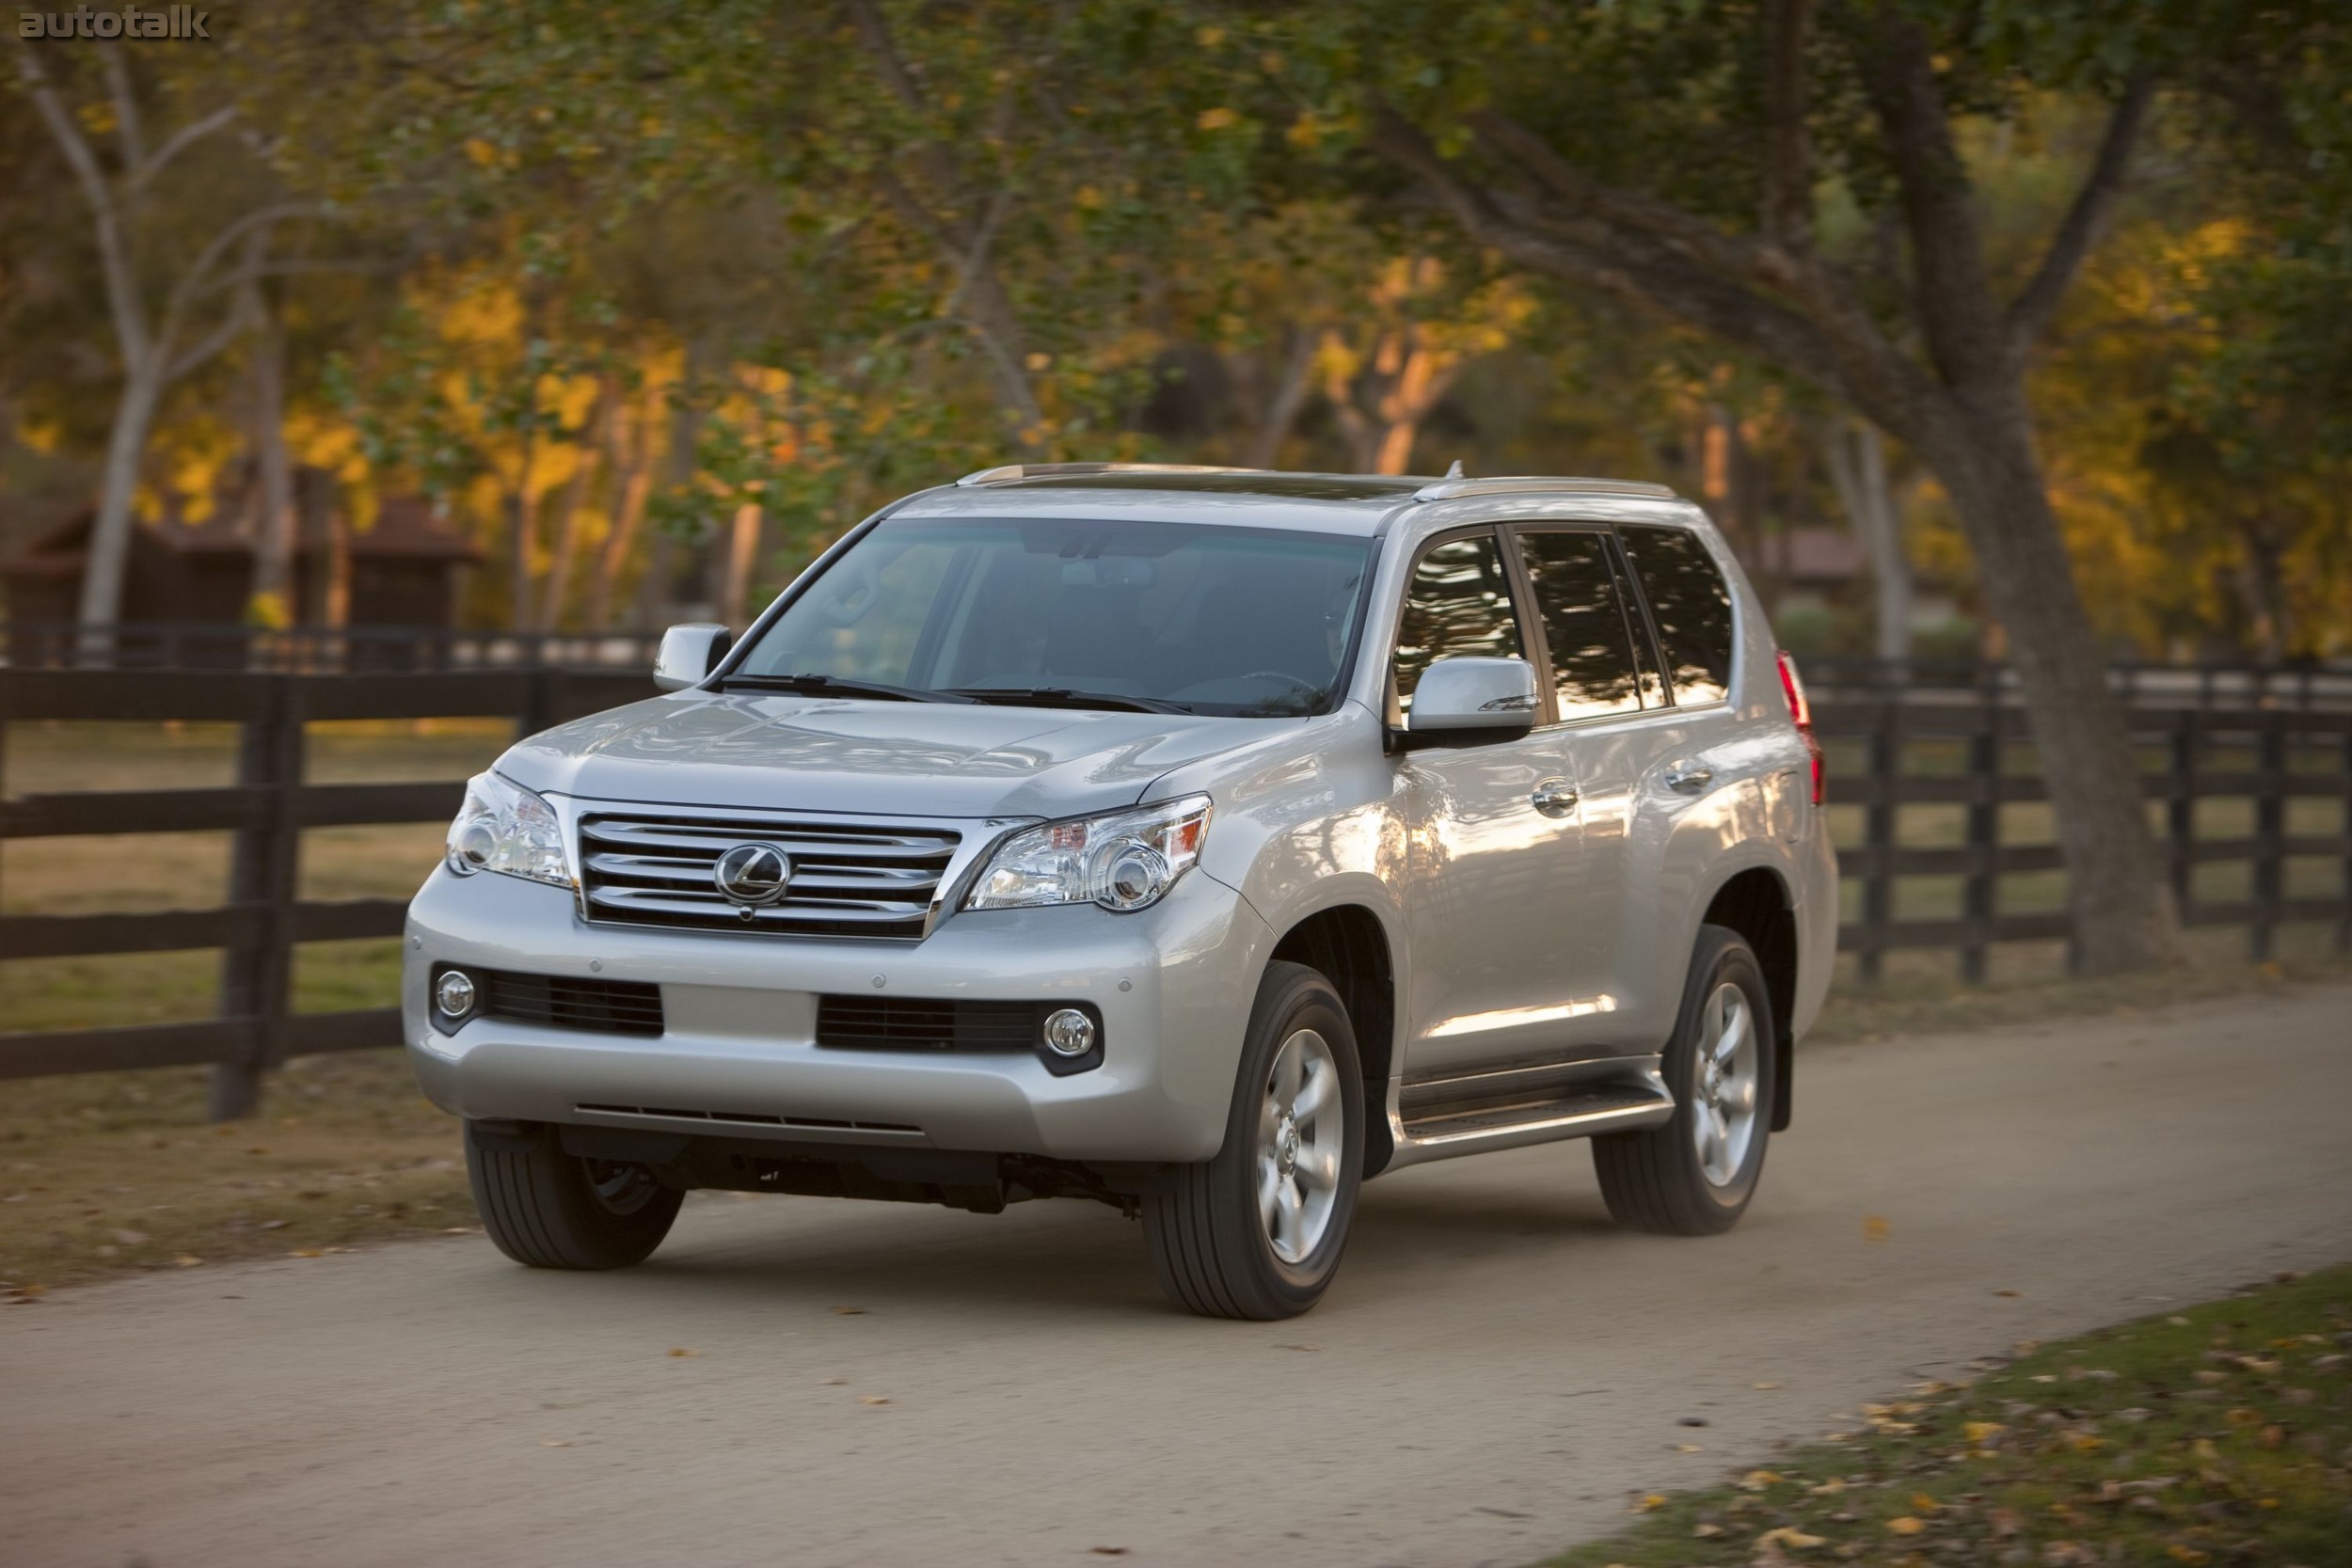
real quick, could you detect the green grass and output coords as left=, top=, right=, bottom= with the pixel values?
left=1544, top=1267, right=2352, bottom=1568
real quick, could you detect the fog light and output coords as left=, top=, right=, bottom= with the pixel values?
left=435, top=969, right=477, bottom=1019
left=1041, top=1007, right=1096, bottom=1057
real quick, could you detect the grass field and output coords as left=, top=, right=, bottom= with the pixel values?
left=1545, top=1266, right=2352, bottom=1568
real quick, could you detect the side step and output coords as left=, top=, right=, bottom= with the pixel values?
left=1385, top=1059, right=1674, bottom=1170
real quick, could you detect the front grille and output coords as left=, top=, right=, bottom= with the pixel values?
left=578, top=812, right=961, bottom=939
left=476, top=969, right=663, bottom=1037
left=817, top=995, right=1057, bottom=1053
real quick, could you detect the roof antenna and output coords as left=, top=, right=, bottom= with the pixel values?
left=1443, top=459, right=1466, bottom=479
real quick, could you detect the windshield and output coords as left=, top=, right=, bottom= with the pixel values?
left=731, top=517, right=1375, bottom=717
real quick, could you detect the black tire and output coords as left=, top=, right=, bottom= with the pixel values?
left=465, top=1119, right=683, bottom=1270
left=1144, top=961, right=1364, bottom=1320
left=1594, top=925, right=1775, bottom=1236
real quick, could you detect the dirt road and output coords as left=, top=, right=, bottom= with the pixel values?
left=7, top=983, right=2349, bottom=1568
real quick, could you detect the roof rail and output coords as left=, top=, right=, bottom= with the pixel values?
left=956, top=462, right=1268, bottom=487
left=1412, top=475, right=1677, bottom=503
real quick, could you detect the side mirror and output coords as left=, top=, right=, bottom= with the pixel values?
left=653, top=623, right=733, bottom=691
left=1402, top=656, right=1540, bottom=745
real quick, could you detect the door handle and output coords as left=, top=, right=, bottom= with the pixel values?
left=1663, top=764, right=1715, bottom=795
left=1531, top=779, right=1580, bottom=817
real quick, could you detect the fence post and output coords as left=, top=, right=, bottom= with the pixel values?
left=2250, top=710, right=2285, bottom=962
left=1859, top=698, right=1898, bottom=984
left=210, top=674, right=304, bottom=1121
left=1958, top=675, right=2000, bottom=984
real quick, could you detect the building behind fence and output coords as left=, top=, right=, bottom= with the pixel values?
left=2, top=663, right=2346, bottom=1114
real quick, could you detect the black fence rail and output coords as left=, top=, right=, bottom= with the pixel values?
left=2, top=669, right=2348, bottom=1105
left=4, top=621, right=668, bottom=673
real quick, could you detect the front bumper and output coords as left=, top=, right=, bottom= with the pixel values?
left=402, top=864, right=1270, bottom=1164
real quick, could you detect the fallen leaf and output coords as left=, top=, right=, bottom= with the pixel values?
left=258, top=1220, right=288, bottom=1231
left=817, top=1377, right=848, bottom=1386
left=1753, top=1380, right=1782, bottom=1390
left=1994, top=1289, right=2023, bottom=1298
left=1963, top=1421, right=2007, bottom=1445
left=1677, top=1416, right=1709, bottom=1428
left=832, top=1306, right=866, bottom=1316
left=110, top=1228, right=149, bottom=1246
left=1885, top=1516, right=1926, bottom=1536
left=667, top=1347, right=701, bottom=1358
left=1089, top=1550, right=1127, bottom=1558
left=2194, top=1369, right=2229, bottom=1385
left=857, top=1396, right=890, bottom=1406
left=539, top=1438, right=571, bottom=1448
left=287, top=1248, right=323, bottom=1259
left=172, top=1254, right=202, bottom=1268
left=1757, top=1526, right=1827, bottom=1551
left=1673, top=1443, right=1705, bottom=1454
left=1911, top=1494, right=1941, bottom=1513
left=1638, top=1494, right=1669, bottom=1513
left=1862, top=1214, right=1891, bottom=1244
left=1692, top=1522, right=1725, bottom=1539
left=1740, top=1470, right=1785, bottom=1491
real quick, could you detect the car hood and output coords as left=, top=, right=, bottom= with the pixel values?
left=498, top=690, right=1290, bottom=820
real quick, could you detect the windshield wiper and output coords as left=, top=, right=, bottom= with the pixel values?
left=950, top=687, right=1196, bottom=715
left=719, top=673, right=976, bottom=704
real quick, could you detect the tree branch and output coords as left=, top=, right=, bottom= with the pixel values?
left=1761, top=0, right=1812, bottom=247
left=19, top=49, right=151, bottom=366
left=130, top=103, right=238, bottom=196
left=157, top=202, right=324, bottom=356
left=2005, top=74, right=2154, bottom=357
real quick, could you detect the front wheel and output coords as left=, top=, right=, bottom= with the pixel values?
left=1144, top=961, right=1364, bottom=1320
left=1593, top=925, right=1774, bottom=1235
left=466, top=1119, right=683, bottom=1269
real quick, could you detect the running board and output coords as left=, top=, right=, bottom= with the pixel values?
left=1384, top=1070, right=1674, bottom=1170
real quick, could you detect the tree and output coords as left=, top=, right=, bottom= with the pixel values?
left=14, top=44, right=322, bottom=652
left=1299, top=0, right=2186, bottom=972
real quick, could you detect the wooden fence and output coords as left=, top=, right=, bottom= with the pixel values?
left=3, top=669, right=2348, bottom=1108
left=0, top=669, right=651, bottom=1114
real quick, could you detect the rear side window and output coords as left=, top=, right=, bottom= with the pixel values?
left=1391, top=532, right=1526, bottom=714
left=1512, top=529, right=1643, bottom=723
left=1619, top=524, right=1735, bottom=705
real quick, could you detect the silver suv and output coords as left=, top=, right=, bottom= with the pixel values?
left=405, top=465, right=1836, bottom=1319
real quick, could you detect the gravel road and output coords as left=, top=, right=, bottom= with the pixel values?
left=6, top=982, right=2348, bottom=1568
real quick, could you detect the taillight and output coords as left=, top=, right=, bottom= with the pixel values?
left=1777, top=649, right=1823, bottom=805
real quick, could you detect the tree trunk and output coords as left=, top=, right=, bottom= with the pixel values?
left=74, top=362, right=166, bottom=662
left=241, top=284, right=297, bottom=631
left=717, top=502, right=762, bottom=627
left=507, top=401, right=539, bottom=633
left=1244, top=328, right=1316, bottom=469
left=586, top=388, right=656, bottom=630
left=1820, top=417, right=1912, bottom=662
left=1915, top=390, right=2180, bottom=973
left=537, top=387, right=609, bottom=632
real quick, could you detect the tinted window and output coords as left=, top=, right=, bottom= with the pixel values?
left=1619, top=524, right=1735, bottom=705
left=1513, top=530, right=1643, bottom=722
left=736, top=518, right=1371, bottom=716
left=1391, top=532, right=1527, bottom=714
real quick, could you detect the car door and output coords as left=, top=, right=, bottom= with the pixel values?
left=1499, top=524, right=1668, bottom=1058
left=1391, top=528, right=1598, bottom=1075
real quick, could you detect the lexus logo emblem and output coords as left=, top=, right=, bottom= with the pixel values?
left=712, top=842, right=792, bottom=909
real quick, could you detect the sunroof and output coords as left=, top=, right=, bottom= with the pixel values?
left=1013, top=472, right=1425, bottom=501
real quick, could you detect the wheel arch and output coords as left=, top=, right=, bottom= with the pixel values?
left=1698, top=865, right=1798, bottom=1132
left=1264, top=901, right=1399, bottom=1172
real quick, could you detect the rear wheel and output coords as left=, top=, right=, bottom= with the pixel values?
left=1144, top=961, right=1364, bottom=1319
left=1594, top=925, right=1773, bottom=1235
left=465, top=1119, right=683, bottom=1269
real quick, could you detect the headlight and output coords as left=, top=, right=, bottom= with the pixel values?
left=445, top=771, right=570, bottom=887
left=964, top=795, right=1213, bottom=913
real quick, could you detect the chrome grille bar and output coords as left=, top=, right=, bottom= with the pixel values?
left=577, top=810, right=963, bottom=939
